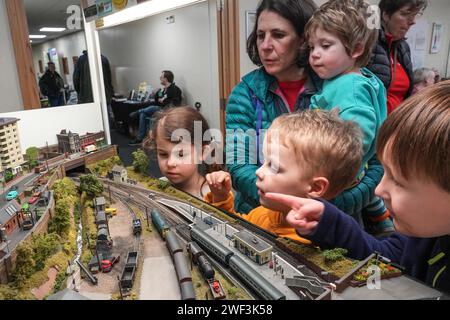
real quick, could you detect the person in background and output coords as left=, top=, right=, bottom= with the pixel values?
left=412, top=67, right=436, bottom=94
left=129, top=70, right=182, bottom=146
left=367, top=0, right=428, bottom=114
left=73, top=50, right=115, bottom=123
left=39, top=62, right=65, bottom=107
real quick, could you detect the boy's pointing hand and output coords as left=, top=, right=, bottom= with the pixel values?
left=265, top=193, right=325, bottom=236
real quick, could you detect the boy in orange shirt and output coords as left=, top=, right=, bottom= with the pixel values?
left=205, top=109, right=363, bottom=244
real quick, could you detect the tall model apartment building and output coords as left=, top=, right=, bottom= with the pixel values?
left=0, top=118, right=25, bottom=173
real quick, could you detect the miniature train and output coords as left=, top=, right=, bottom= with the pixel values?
left=187, top=242, right=226, bottom=300
left=151, top=208, right=170, bottom=239
left=152, top=208, right=196, bottom=300
left=152, top=208, right=285, bottom=300
left=190, top=227, right=286, bottom=300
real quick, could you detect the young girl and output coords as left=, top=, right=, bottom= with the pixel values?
left=143, top=106, right=222, bottom=199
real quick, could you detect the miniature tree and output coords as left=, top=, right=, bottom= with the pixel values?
left=79, top=174, right=104, bottom=198
left=322, top=248, right=348, bottom=263
left=132, top=149, right=149, bottom=174
left=25, top=147, right=39, bottom=168
left=48, top=200, right=71, bottom=237
left=4, top=169, right=13, bottom=182
left=53, top=178, right=77, bottom=201
left=157, top=180, right=170, bottom=190
left=32, top=233, right=61, bottom=271
left=13, top=242, right=36, bottom=286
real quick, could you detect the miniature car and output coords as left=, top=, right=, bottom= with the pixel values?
left=33, top=191, right=41, bottom=198
left=22, top=203, right=30, bottom=212
left=6, top=190, right=19, bottom=201
left=22, top=219, right=33, bottom=230
left=101, top=255, right=120, bottom=273
left=105, top=207, right=117, bottom=216
left=28, top=196, right=39, bottom=204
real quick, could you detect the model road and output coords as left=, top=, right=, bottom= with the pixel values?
left=0, top=172, right=40, bottom=207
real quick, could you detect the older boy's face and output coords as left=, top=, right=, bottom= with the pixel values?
left=255, top=136, right=313, bottom=213
left=376, top=153, right=450, bottom=238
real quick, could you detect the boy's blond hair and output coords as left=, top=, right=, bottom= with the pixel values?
left=268, top=109, right=363, bottom=198
left=377, top=81, right=450, bottom=192
left=305, top=0, right=378, bottom=68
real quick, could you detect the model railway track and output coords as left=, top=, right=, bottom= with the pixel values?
left=106, top=191, right=141, bottom=252
left=107, top=183, right=188, bottom=227
left=103, top=180, right=327, bottom=295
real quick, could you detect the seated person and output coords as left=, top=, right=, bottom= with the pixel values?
left=412, top=67, right=436, bottom=94
left=268, top=82, right=450, bottom=294
left=129, top=70, right=182, bottom=145
left=205, top=109, right=363, bottom=244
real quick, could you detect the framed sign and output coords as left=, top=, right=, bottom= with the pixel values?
left=245, top=11, right=256, bottom=39
left=430, top=23, right=444, bottom=54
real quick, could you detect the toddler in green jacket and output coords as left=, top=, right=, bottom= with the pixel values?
left=306, top=0, right=392, bottom=234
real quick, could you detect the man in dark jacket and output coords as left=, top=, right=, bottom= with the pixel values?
left=73, top=51, right=114, bottom=105
left=39, top=62, right=65, bottom=107
left=129, top=70, right=182, bottom=145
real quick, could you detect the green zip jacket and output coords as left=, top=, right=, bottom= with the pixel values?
left=310, top=68, right=387, bottom=174
left=226, top=68, right=384, bottom=218
left=226, top=68, right=317, bottom=213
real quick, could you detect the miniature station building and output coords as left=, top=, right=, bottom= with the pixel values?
left=57, top=130, right=105, bottom=154
left=232, top=230, right=273, bottom=265
left=0, top=118, right=25, bottom=175
left=111, top=165, right=128, bottom=183
left=0, top=200, right=23, bottom=237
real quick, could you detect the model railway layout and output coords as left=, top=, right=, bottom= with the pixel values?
left=95, top=178, right=407, bottom=300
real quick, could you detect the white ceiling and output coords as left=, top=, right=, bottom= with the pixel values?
left=25, top=0, right=84, bottom=45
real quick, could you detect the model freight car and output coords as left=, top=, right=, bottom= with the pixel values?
left=197, top=255, right=215, bottom=280
left=125, top=251, right=138, bottom=266
left=166, top=230, right=183, bottom=256
left=190, top=227, right=286, bottom=300
left=180, top=281, right=196, bottom=300
left=187, top=241, right=204, bottom=264
left=120, top=265, right=136, bottom=289
left=151, top=209, right=170, bottom=239
left=173, top=251, right=192, bottom=283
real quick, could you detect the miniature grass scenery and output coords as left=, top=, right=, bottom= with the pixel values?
left=350, top=258, right=402, bottom=287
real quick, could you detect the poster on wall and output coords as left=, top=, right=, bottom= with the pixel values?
left=96, top=0, right=113, bottom=18
left=246, top=11, right=256, bottom=40
left=430, top=23, right=444, bottom=54
left=406, top=18, right=428, bottom=69
left=48, top=48, right=62, bottom=74
left=81, top=0, right=146, bottom=22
